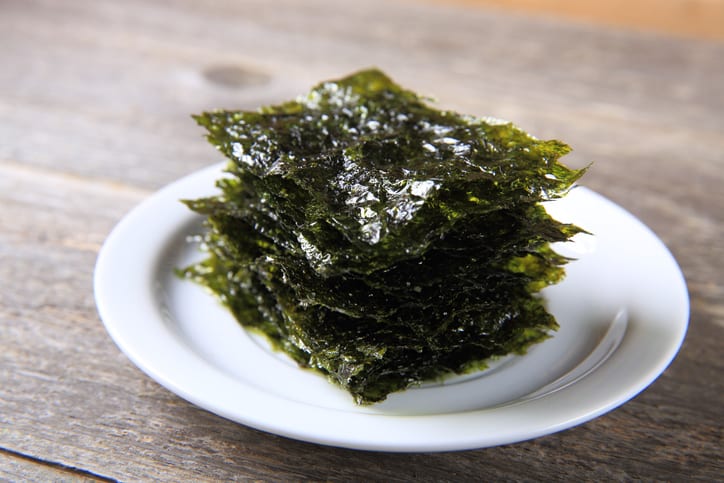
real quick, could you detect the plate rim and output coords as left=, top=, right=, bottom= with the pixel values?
left=94, top=163, right=689, bottom=452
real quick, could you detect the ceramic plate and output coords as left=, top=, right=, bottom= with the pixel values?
left=94, top=163, right=689, bottom=452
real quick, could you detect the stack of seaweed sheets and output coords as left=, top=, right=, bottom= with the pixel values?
left=181, top=69, right=585, bottom=404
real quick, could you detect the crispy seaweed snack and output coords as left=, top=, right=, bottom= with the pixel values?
left=180, top=68, right=585, bottom=404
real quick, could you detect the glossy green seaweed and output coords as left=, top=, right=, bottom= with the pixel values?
left=181, top=68, right=585, bottom=404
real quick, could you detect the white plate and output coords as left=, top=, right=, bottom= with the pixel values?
left=94, top=163, right=689, bottom=452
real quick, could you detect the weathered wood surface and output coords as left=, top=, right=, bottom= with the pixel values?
left=1, top=0, right=722, bottom=480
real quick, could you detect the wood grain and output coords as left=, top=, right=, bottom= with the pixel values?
left=1, top=0, right=722, bottom=480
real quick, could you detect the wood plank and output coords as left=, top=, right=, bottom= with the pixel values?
left=0, top=0, right=722, bottom=480
left=2, top=0, right=722, bottom=189
left=433, top=0, right=724, bottom=40
left=1, top=116, right=721, bottom=479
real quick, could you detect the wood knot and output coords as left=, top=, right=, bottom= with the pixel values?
left=203, top=65, right=270, bottom=88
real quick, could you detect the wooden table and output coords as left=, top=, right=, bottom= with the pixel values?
left=2, top=0, right=722, bottom=479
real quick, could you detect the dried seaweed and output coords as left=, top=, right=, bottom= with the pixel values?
left=180, top=68, right=585, bottom=404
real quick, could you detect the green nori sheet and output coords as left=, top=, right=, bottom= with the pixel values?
left=180, top=68, right=585, bottom=404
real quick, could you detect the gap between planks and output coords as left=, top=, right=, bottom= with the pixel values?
left=0, top=447, right=118, bottom=483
